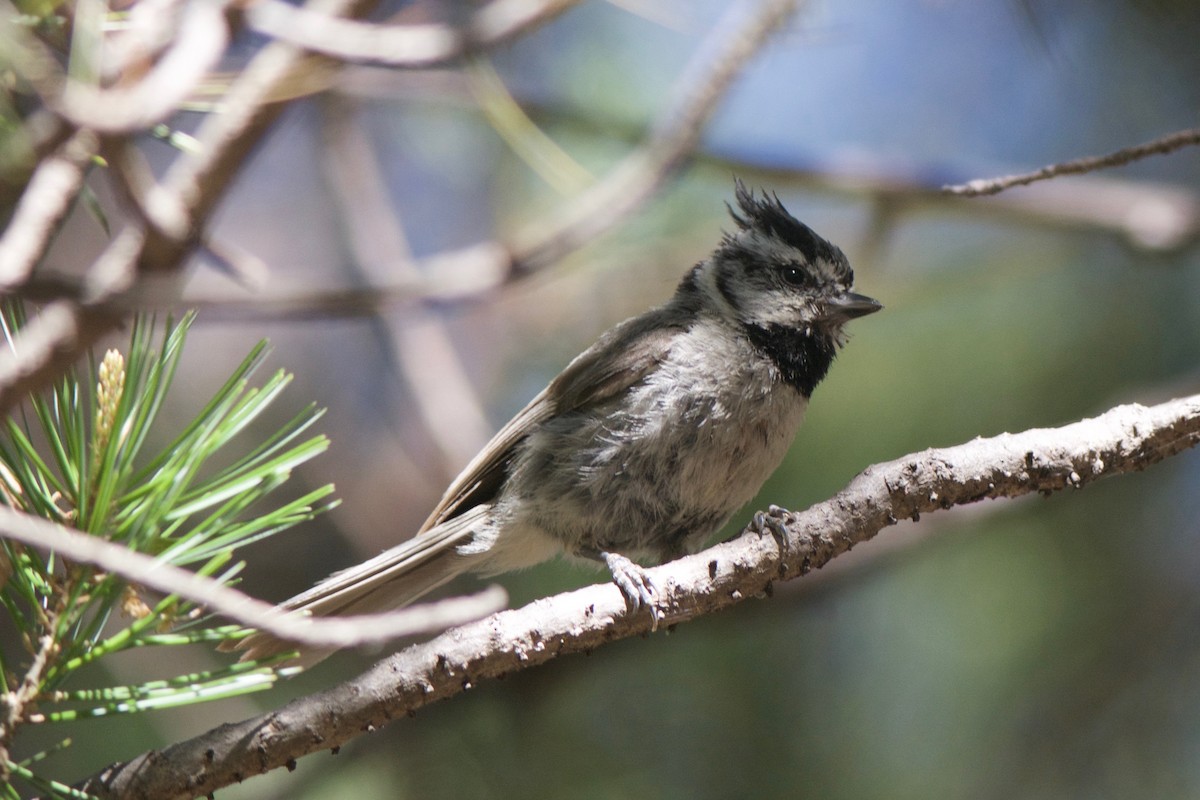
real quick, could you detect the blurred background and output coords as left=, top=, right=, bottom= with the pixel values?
left=31, top=0, right=1200, bottom=796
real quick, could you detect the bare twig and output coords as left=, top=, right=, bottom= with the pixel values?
left=0, top=630, right=59, bottom=782
left=336, top=71, right=1200, bottom=251
left=16, top=142, right=1196, bottom=323
left=79, top=393, right=1200, bottom=800
left=943, top=127, right=1200, bottom=197
left=0, top=302, right=120, bottom=404
left=104, top=141, right=192, bottom=243
left=948, top=174, right=1200, bottom=251
left=58, top=0, right=231, bottom=134
left=0, top=506, right=507, bottom=649
left=101, top=0, right=192, bottom=80
left=248, top=0, right=803, bottom=304
left=247, top=0, right=582, bottom=68
left=0, top=5, right=67, bottom=106
left=8, top=0, right=803, bottom=321
left=0, top=0, right=386, bottom=415
left=318, top=99, right=493, bottom=473
left=0, top=130, right=99, bottom=290
left=500, top=0, right=803, bottom=277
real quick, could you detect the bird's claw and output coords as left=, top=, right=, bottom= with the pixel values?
left=751, top=504, right=793, bottom=552
left=602, top=551, right=662, bottom=631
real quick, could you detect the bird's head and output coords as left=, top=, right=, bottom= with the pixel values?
left=698, top=181, right=881, bottom=342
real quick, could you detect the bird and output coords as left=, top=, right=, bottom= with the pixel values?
left=232, top=181, right=881, bottom=664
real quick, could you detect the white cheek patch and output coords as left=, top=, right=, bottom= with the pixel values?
left=716, top=230, right=825, bottom=327
left=736, top=291, right=814, bottom=328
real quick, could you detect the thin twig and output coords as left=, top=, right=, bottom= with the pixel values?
left=0, top=130, right=100, bottom=291
left=0, top=506, right=507, bottom=648
left=125, top=0, right=385, bottom=276
left=0, top=630, right=58, bottom=781
left=0, top=5, right=67, bottom=107
left=79, top=392, right=1200, bottom=800
left=247, top=0, right=582, bottom=68
left=15, top=142, right=1198, bottom=323
left=104, top=141, right=192, bottom=243
left=0, top=302, right=85, bottom=393
left=256, top=0, right=803, bottom=301
left=318, top=98, right=493, bottom=474
left=2, top=0, right=800, bottom=351
left=0, top=0, right=387, bottom=415
left=57, top=0, right=231, bottom=134
left=502, top=0, right=803, bottom=276
left=943, top=127, right=1200, bottom=197
left=100, top=0, right=191, bottom=81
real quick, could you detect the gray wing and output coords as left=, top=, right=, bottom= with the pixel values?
left=418, top=307, right=687, bottom=533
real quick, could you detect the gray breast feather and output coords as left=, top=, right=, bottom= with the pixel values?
left=502, top=316, right=807, bottom=561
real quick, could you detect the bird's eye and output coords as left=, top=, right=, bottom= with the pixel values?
left=781, top=263, right=809, bottom=287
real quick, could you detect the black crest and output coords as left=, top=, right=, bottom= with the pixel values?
left=726, top=179, right=845, bottom=272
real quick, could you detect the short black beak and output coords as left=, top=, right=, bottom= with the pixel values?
left=823, top=291, right=882, bottom=322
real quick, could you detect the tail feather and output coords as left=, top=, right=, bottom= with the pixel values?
left=227, top=505, right=491, bottom=664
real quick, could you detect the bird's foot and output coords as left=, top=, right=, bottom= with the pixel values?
left=601, top=551, right=662, bottom=631
left=751, top=504, right=793, bottom=553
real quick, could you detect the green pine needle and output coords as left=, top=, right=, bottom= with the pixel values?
left=6, top=761, right=98, bottom=799
left=43, top=659, right=302, bottom=721
left=0, top=299, right=339, bottom=791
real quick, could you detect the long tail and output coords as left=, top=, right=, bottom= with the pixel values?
left=228, top=505, right=492, bottom=664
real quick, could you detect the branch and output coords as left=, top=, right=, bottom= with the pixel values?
left=233, top=0, right=803, bottom=309
left=0, top=628, right=59, bottom=784
left=0, top=6, right=66, bottom=111
left=80, top=393, right=1200, bottom=800
left=501, top=0, right=802, bottom=277
left=3, top=0, right=791, bottom=412
left=247, top=0, right=582, bottom=68
left=0, top=131, right=98, bottom=291
left=0, top=506, right=507, bottom=649
left=11, top=0, right=804, bottom=321
left=942, top=126, right=1200, bottom=197
left=237, top=0, right=804, bottom=313
left=0, top=302, right=124, bottom=413
left=317, top=98, right=494, bottom=473
left=57, top=0, right=230, bottom=134
left=0, top=0, right=386, bottom=415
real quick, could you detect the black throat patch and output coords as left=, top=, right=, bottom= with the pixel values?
left=743, top=323, right=838, bottom=397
